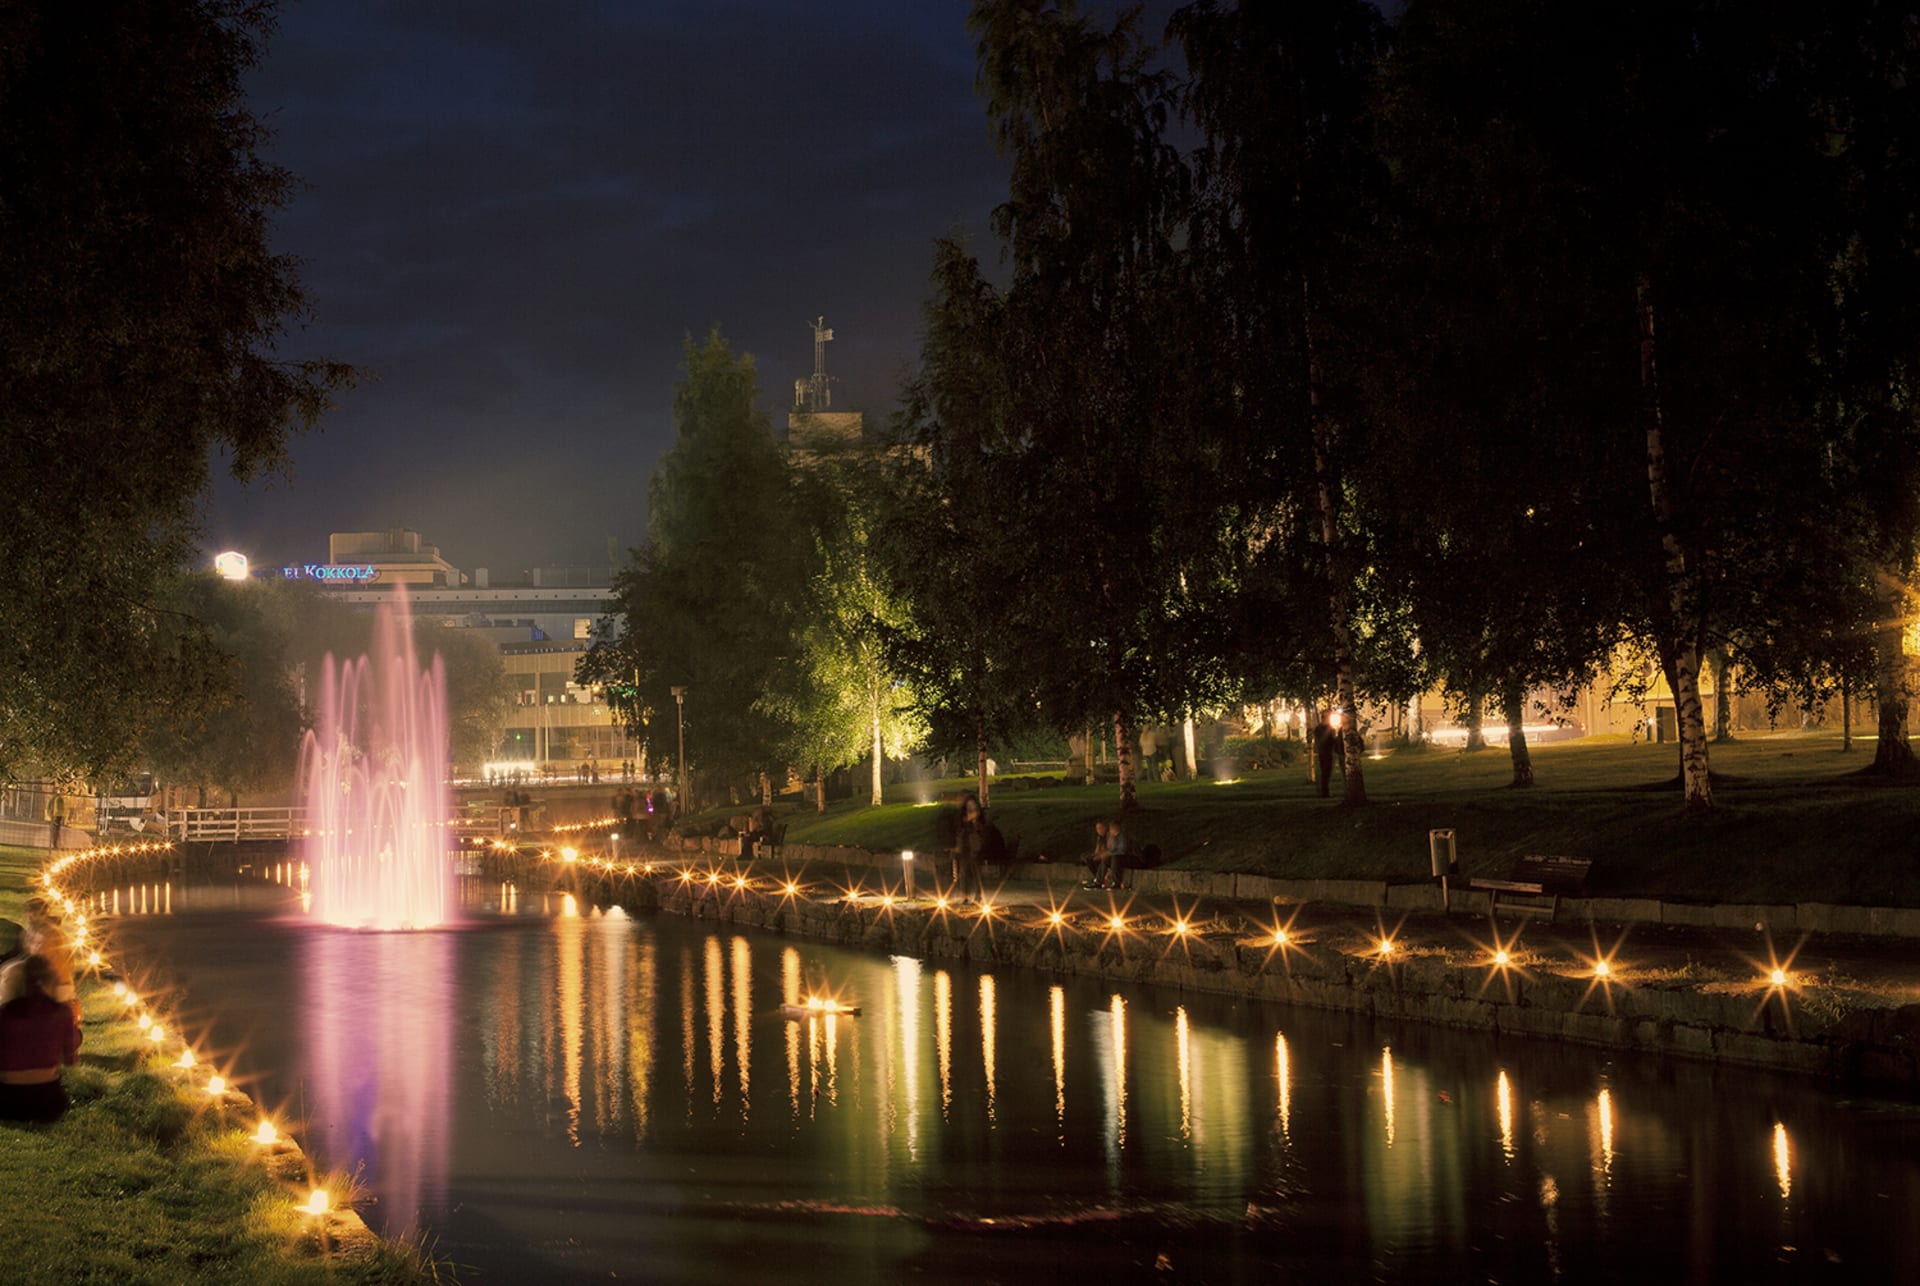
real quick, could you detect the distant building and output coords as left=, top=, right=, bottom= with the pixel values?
left=288, top=529, right=633, bottom=773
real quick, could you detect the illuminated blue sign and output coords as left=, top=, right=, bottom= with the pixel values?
left=282, top=564, right=380, bottom=583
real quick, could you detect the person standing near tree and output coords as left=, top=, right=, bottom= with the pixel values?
left=950, top=794, right=987, bottom=902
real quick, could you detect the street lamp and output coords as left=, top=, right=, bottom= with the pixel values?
left=670, top=685, right=688, bottom=816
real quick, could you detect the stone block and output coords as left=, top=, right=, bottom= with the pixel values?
left=1825, top=905, right=1875, bottom=935
left=1660, top=901, right=1718, bottom=928
left=1301, top=879, right=1388, bottom=908
left=1668, top=1023, right=1716, bottom=1056
left=1234, top=873, right=1279, bottom=903
left=1869, top=906, right=1920, bottom=939
left=1386, top=883, right=1444, bottom=911
left=1581, top=897, right=1664, bottom=926
left=1445, top=888, right=1493, bottom=917
left=1712, top=903, right=1795, bottom=933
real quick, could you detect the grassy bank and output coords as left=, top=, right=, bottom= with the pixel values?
left=0, top=845, right=436, bottom=1285
left=713, top=731, right=1920, bottom=907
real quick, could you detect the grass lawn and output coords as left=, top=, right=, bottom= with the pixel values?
left=0, top=845, right=436, bottom=1285
left=717, top=731, right=1920, bottom=907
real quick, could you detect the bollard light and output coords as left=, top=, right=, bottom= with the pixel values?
left=901, top=850, right=916, bottom=899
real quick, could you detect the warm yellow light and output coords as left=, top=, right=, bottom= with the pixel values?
left=1108, top=915, right=1126, bottom=932
left=1594, top=959, right=1612, bottom=978
left=706, top=871, right=722, bottom=885
left=1172, top=919, right=1190, bottom=936
left=87, top=951, right=103, bottom=967
left=305, top=1188, right=330, bottom=1216
left=1272, top=928, right=1289, bottom=946
left=137, top=1012, right=153, bottom=1030
left=783, top=881, right=800, bottom=896
left=678, top=870, right=694, bottom=883
left=1047, top=911, right=1065, bottom=926
left=174, top=1048, right=196, bottom=1069
left=734, top=876, right=750, bottom=890
left=208, top=1075, right=227, bottom=1095
left=643, top=862, right=656, bottom=874
left=935, top=896, right=950, bottom=910
left=254, top=1118, right=278, bottom=1145
left=1770, top=968, right=1788, bottom=988
left=879, top=894, right=896, bottom=908
left=1377, top=939, right=1395, bottom=956
left=112, top=982, right=128, bottom=998
left=806, top=996, right=825, bottom=1011
left=977, top=901, right=995, bottom=917
left=147, top=1025, right=166, bottom=1043
left=1493, top=950, right=1511, bottom=967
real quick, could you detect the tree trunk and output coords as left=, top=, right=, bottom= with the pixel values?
left=1114, top=710, right=1139, bottom=811
left=1463, top=687, right=1487, bottom=751
left=1503, top=686, right=1534, bottom=787
left=1638, top=270, right=1712, bottom=809
left=1181, top=714, right=1198, bottom=781
left=760, top=770, right=773, bottom=806
left=870, top=710, right=884, bottom=806
left=813, top=764, right=826, bottom=814
left=1841, top=671, right=1853, bottom=752
left=1303, top=272, right=1365, bottom=805
left=1708, top=646, right=1734, bottom=742
left=975, top=712, right=990, bottom=807
left=1870, top=582, right=1915, bottom=777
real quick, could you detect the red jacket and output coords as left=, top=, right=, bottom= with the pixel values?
left=0, top=993, right=81, bottom=1071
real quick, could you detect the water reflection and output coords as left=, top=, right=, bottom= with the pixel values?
left=1774, top=1122, right=1792, bottom=1201
left=109, top=898, right=1920, bottom=1283
left=302, top=928, right=451, bottom=1240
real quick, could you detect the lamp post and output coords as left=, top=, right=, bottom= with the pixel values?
left=670, top=686, right=687, bottom=816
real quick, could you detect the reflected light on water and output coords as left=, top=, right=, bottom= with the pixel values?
left=731, top=937, right=752, bottom=1117
left=1497, top=1070, right=1515, bottom=1163
left=704, top=937, right=724, bottom=1106
left=1176, top=1005, right=1194, bottom=1142
left=303, top=930, right=451, bottom=1240
left=1275, top=1032, right=1291, bottom=1140
left=1774, top=1122, right=1792, bottom=1201
left=979, top=974, right=997, bottom=1126
left=1381, top=1046, right=1396, bottom=1148
left=895, top=957, right=922, bottom=1158
left=559, top=916, right=583, bottom=1144
left=1106, top=994, right=1128, bottom=1155
left=935, top=970, right=953, bottom=1120
left=1050, top=985, right=1067, bottom=1143
left=784, top=947, right=801, bottom=1117
left=1596, top=1087, right=1615, bottom=1180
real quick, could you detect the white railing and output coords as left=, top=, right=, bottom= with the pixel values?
left=168, top=807, right=309, bottom=842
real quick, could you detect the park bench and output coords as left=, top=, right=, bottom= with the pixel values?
left=1472, top=854, right=1592, bottom=920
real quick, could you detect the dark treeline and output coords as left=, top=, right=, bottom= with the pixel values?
left=592, top=0, right=1919, bottom=813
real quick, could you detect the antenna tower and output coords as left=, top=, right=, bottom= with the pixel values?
left=803, top=316, right=835, bottom=412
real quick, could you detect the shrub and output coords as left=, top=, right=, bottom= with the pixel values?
left=1221, top=735, right=1300, bottom=770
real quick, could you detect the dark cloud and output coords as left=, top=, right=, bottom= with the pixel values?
left=204, top=0, right=1007, bottom=574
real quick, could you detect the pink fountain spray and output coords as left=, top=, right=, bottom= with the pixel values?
left=299, top=589, right=453, bottom=930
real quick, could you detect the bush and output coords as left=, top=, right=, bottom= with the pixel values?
left=1222, top=735, right=1301, bottom=771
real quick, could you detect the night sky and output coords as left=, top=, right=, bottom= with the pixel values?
left=201, top=0, right=1011, bottom=577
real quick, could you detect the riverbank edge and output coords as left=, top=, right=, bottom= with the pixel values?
left=11, top=843, right=428, bottom=1281
left=646, top=838, right=1920, bottom=1091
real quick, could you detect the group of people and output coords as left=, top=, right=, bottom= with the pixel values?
left=614, top=786, right=675, bottom=841
left=0, top=899, right=83, bottom=1124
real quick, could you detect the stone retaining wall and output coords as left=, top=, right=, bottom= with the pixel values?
left=659, top=837, right=1920, bottom=1088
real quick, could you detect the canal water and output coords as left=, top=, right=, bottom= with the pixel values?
left=105, top=884, right=1919, bottom=1283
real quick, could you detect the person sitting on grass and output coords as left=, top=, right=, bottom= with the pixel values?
left=0, top=954, right=82, bottom=1124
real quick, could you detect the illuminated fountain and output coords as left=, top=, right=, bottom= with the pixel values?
left=299, top=589, right=452, bottom=930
